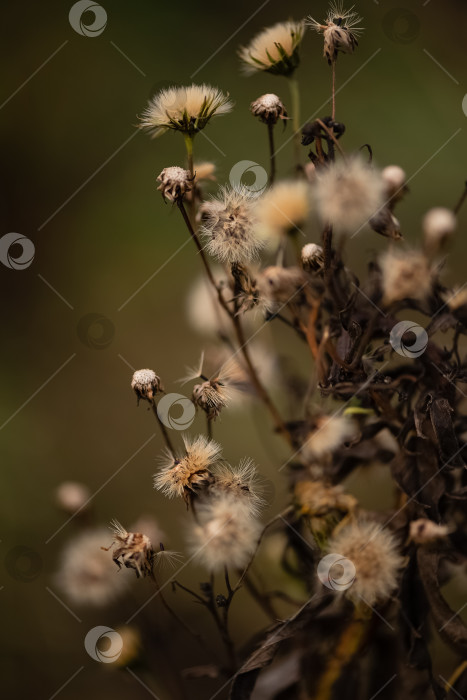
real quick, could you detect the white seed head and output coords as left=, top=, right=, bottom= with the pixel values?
left=314, top=158, right=385, bottom=234
left=192, top=380, right=230, bottom=420
left=157, top=166, right=193, bottom=203
left=250, top=93, right=288, bottom=125
left=258, top=266, right=308, bottom=305
left=301, top=243, right=325, bottom=273
left=55, top=528, right=131, bottom=606
left=381, top=165, right=407, bottom=202
left=154, top=435, right=221, bottom=499
left=255, top=181, right=311, bottom=244
left=327, top=520, right=403, bottom=606
left=140, top=84, right=232, bottom=137
left=409, top=519, right=451, bottom=545
left=211, top=458, right=264, bottom=516
left=307, top=3, right=363, bottom=64
left=55, top=481, right=90, bottom=514
left=202, top=186, right=264, bottom=265
left=379, top=248, right=432, bottom=306
left=187, top=495, right=262, bottom=571
left=239, top=21, right=305, bottom=76
left=302, top=415, right=356, bottom=460
left=131, top=369, right=163, bottom=404
left=423, top=207, right=457, bottom=253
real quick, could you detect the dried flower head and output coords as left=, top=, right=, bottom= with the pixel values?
left=381, top=165, right=408, bottom=204
left=423, top=207, right=457, bottom=255
left=55, top=481, right=90, bottom=514
left=187, top=495, right=262, bottom=571
left=301, top=243, right=325, bottom=273
left=295, top=480, right=357, bottom=518
left=157, top=166, right=193, bottom=203
left=140, top=84, right=232, bottom=137
left=131, top=369, right=163, bottom=404
left=239, top=21, right=305, bottom=76
left=327, top=520, right=403, bottom=606
left=443, top=286, right=467, bottom=312
left=194, top=162, right=217, bottom=183
left=370, top=206, right=402, bottom=241
left=211, top=458, right=264, bottom=515
left=154, top=434, right=221, bottom=500
left=258, top=266, right=309, bottom=305
left=307, top=2, right=363, bottom=64
left=256, top=181, right=311, bottom=242
left=302, top=415, right=356, bottom=460
left=201, top=186, right=264, bottom=264
left=104, top=520, right=154, bottom=579
left=314, top=158, right=385, bottom=234
left=379, top=248, right=432, bottom=306
left=55, top=528, right=130, bottom=606
left=192, top=380, right=229, bottom=420
left=250, top=93, right=288, bottom=125
left=409, top=519, right=451, bottom=545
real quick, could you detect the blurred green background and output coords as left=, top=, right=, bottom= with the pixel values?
left=1, top=0, right=467, bottom=697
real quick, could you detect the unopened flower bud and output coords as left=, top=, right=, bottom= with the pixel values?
left=250, top=93, right=288, bottom=125
left=131, top=369, right=163, bottom=404
left=157, top=166, right=193, bottom=203
left=301, top=243, right=325, bottom=273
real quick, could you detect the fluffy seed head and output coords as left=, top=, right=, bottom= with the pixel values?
left=423, top=207, right=457, bottom=255
left=307, top=3, right=363, bottom=64
left=381, top=165, right=407, bottom=203
left=302, top=415, right=356, bottom=460
left=258, top=266, right=308, bottom=305
left=55, top=481, right=90, bottom=514
left=326, top=520, right=403, bottom=606
left=201, top=186, right=264, bottom=264
left=409, top=519, right=451, bottom=545
left=379, top=248, right=432, bottom=306
left=256, top=181, right=311, bottom=243
left=106, top=520, right=154, bottom=578
left=314, top=158, right=385, bottom=234
left=301, top=243, right=325, bottom=273
left=239, top=21, right=305, bottom=76
left=157, top=166, right=193, bottom=203
left=250, top=93, right=288, bottom=125
left=154, top=435, right=221, bottom=500
left=192, top=380, right=229, bottom=420
left=211, top=458, right=264, bottom=515
left=194, top=162, right=217, bottom=182
left=131, top=369, right=163, bottom=404
left=187, top=495, right=262, bottom=571
left=55, top=528, right=130, bottom=606
left=140, top=84, right=232, bottom=137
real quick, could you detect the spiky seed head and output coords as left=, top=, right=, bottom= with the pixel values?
left=106, top=520, right=154, bottom=578
left=201, top=186, right=264, bottom=265
left=131, top=369, right=163, bottom=404
left=255, top=181, right=311, bottom=243
left=307, top=3, right=363, bottom=64
left=154, top=435, right=221, bottom=500
left=157, top=166, right=193, bottom=203
left=379, top=248, right=432, bottom=306
left=192, top=380, right=229, bottom=420
left=139, top=84, right=232, bottom=137
left=326, top=520, right=403, bottom=606
left=250, top=93, right=288, bottom=125
left=239, top=21, right=305, bottom=77
left=211, top=458, right=264, bottom=516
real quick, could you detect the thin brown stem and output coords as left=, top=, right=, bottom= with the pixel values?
left=151, top=399, right=175, bottom=454
left=267, top=122, right=276, bottom=184
left=332, top=60, right=337, bottom=120
left=454, top=180, right=467, bottom=215
left=316, top=118, right=346, bottom=160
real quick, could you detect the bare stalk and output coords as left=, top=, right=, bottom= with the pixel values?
left=150, top=399, right=175, bottom=455
left=267, top=122, right=276, bottom=184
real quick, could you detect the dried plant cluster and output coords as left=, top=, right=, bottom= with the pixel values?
left=53, top=4, right=467, bottom=699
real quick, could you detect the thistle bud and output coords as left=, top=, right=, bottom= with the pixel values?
left=131, top=369, right=163, bottom=404
left=157, top=166, right=193, bottom=203
left=301, top=243, right=325, bottom=273
left=250, top=93, right=288, bottom=125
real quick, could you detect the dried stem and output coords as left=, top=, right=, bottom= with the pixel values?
left=288, top=75, right=302, bottom=172
left=150, top=399, right=175, bottom=455
left=331, top=59, right=337, bottom=120
left=454, top=180, right=467, bottom=215
left=267, top=122, right=276, bottom=184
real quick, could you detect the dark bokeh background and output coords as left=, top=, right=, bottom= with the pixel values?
left=1, top=0, right=467, bottom=698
